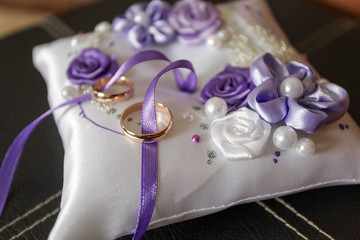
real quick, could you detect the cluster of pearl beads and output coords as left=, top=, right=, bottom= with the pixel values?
left=273, top=126, right=316, bottom=157
left=70, top=21, right=112, bottom=48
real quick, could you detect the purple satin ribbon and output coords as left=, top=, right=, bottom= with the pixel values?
left=0, top=50, right=197, bottom=240
left=247, top=53, right=349, bottom=133
left=0, top=93, right=92, bottom=217
left=134, top=60, right=196, bottom=240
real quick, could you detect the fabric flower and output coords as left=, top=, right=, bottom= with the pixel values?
left=200, top=65, right=255, bottom=112
left=112, top=1, right=175, bottom=49
left=67, top=48, right=118, bottom=85
left=247, top=53, right=349, bottom=133
left=168, top=0, right=221, bottom=45
left=211, top=107, right=271, bottom=160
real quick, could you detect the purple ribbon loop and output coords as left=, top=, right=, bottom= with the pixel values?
left=250, top=53, right=288, bottom=86
left=247, top=78, right=288, bottom=123
left=104, top=50, right=196, bottom=93
left=0, top=49, right=197, bottom=240
left=285, top=98, right=328, bottom=133
left=133, top=59, right=196, bottom=240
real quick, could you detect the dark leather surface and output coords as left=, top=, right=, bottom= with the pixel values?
left=0, top=0, right=359, bottom=239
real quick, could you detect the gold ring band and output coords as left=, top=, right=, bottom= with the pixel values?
left=120, top=102, right=173, bottom=142
left=92, top=76, right=134, bottom=102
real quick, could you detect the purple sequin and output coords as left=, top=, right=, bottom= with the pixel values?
left=275, top=151, right=281, bottom=157
left=339, top=124, right=345, bottom=130
left=273, top=159, right=278, bottom=164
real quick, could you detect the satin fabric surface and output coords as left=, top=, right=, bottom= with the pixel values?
left=32, top=0, right=360, bottom=239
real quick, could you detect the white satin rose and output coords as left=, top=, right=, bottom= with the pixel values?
left=211, top=107, right=271, bottom=160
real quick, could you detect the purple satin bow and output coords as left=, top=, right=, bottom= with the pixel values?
left=247, top=53, right=349, bottom=133
left=0, top=50, right=197, bottom=240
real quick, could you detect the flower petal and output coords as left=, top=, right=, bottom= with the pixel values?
left=146, top=0, right=170, bottom=21
left=250, top=53, right=289, bottom=86
left=287, top=61, right=316, bottom=94
left=285, top=98, right=327, bottom=133
left=148, top=20, right=175, bottom=44
left=300, top=82, right=349, bottom=124
left=211, top=108, right=271, bottom=160
left=247, top=78, right=288, bottom=123
left=128, top=25, right=153, bottom=49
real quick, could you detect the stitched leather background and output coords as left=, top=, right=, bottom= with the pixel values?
left=0, top=0, right=359, bottom=239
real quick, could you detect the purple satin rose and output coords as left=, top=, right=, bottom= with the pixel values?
left=200, top=65, right=255, bottom=112
left=168, top=0, right=221, bottom=45
left=247, top=53, right=349, bottom=133
left=67, top=48, right=118, bottom=85
left=112, top=1, right=175, bottom=49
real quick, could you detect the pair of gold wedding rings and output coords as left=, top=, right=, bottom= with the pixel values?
left=91, top=76, right=173, bottom=142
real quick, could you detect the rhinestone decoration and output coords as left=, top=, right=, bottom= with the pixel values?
left=207, top=150, right=217, bottom=159
left=182, top=112, right=194, bottom=123
left=192, top=135, right=201, bottom=143
left=275, top=151, right=281, bottom=157
left=200, top=123, right=209, bottom=130
left=192, top=106, right=201, bottom=111
left=106, top=108, right=117, bottom=115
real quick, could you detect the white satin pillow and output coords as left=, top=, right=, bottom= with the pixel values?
left=33, top=0, right=360, bottom=239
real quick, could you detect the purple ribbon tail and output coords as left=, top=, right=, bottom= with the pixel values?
left=0, top=93, right=92, bottom=217
left=133, top=141, right=158, bottom=240
left=0, top=50, right=197, bottom=240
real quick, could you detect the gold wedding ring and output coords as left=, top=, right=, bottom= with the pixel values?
left=92, top=76, right=134, bottom=102
left=120, top=102, right=173, bottom=142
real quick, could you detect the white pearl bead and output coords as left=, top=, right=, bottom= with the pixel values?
left=133, top=11, right=149, bottom=24
left=204, top=97, right=228, bottom=120
left=62, top=86, right=79, bottom=100
left=216, top=29, right=229, bottom=41
left=206, top=34, right=223, bottom=48
left=272, top=126, right=298, bottom=150
left=70, top=36, right=82, bottom=47
left=280, top=77, right=304, bottom=98
left=207, top=28, right=228, bottom=48
left=295, top=138, right=316, bottom=157
left=182, top=112, right=194, bottom=123
left=94, top=21, right=112, bottom=33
